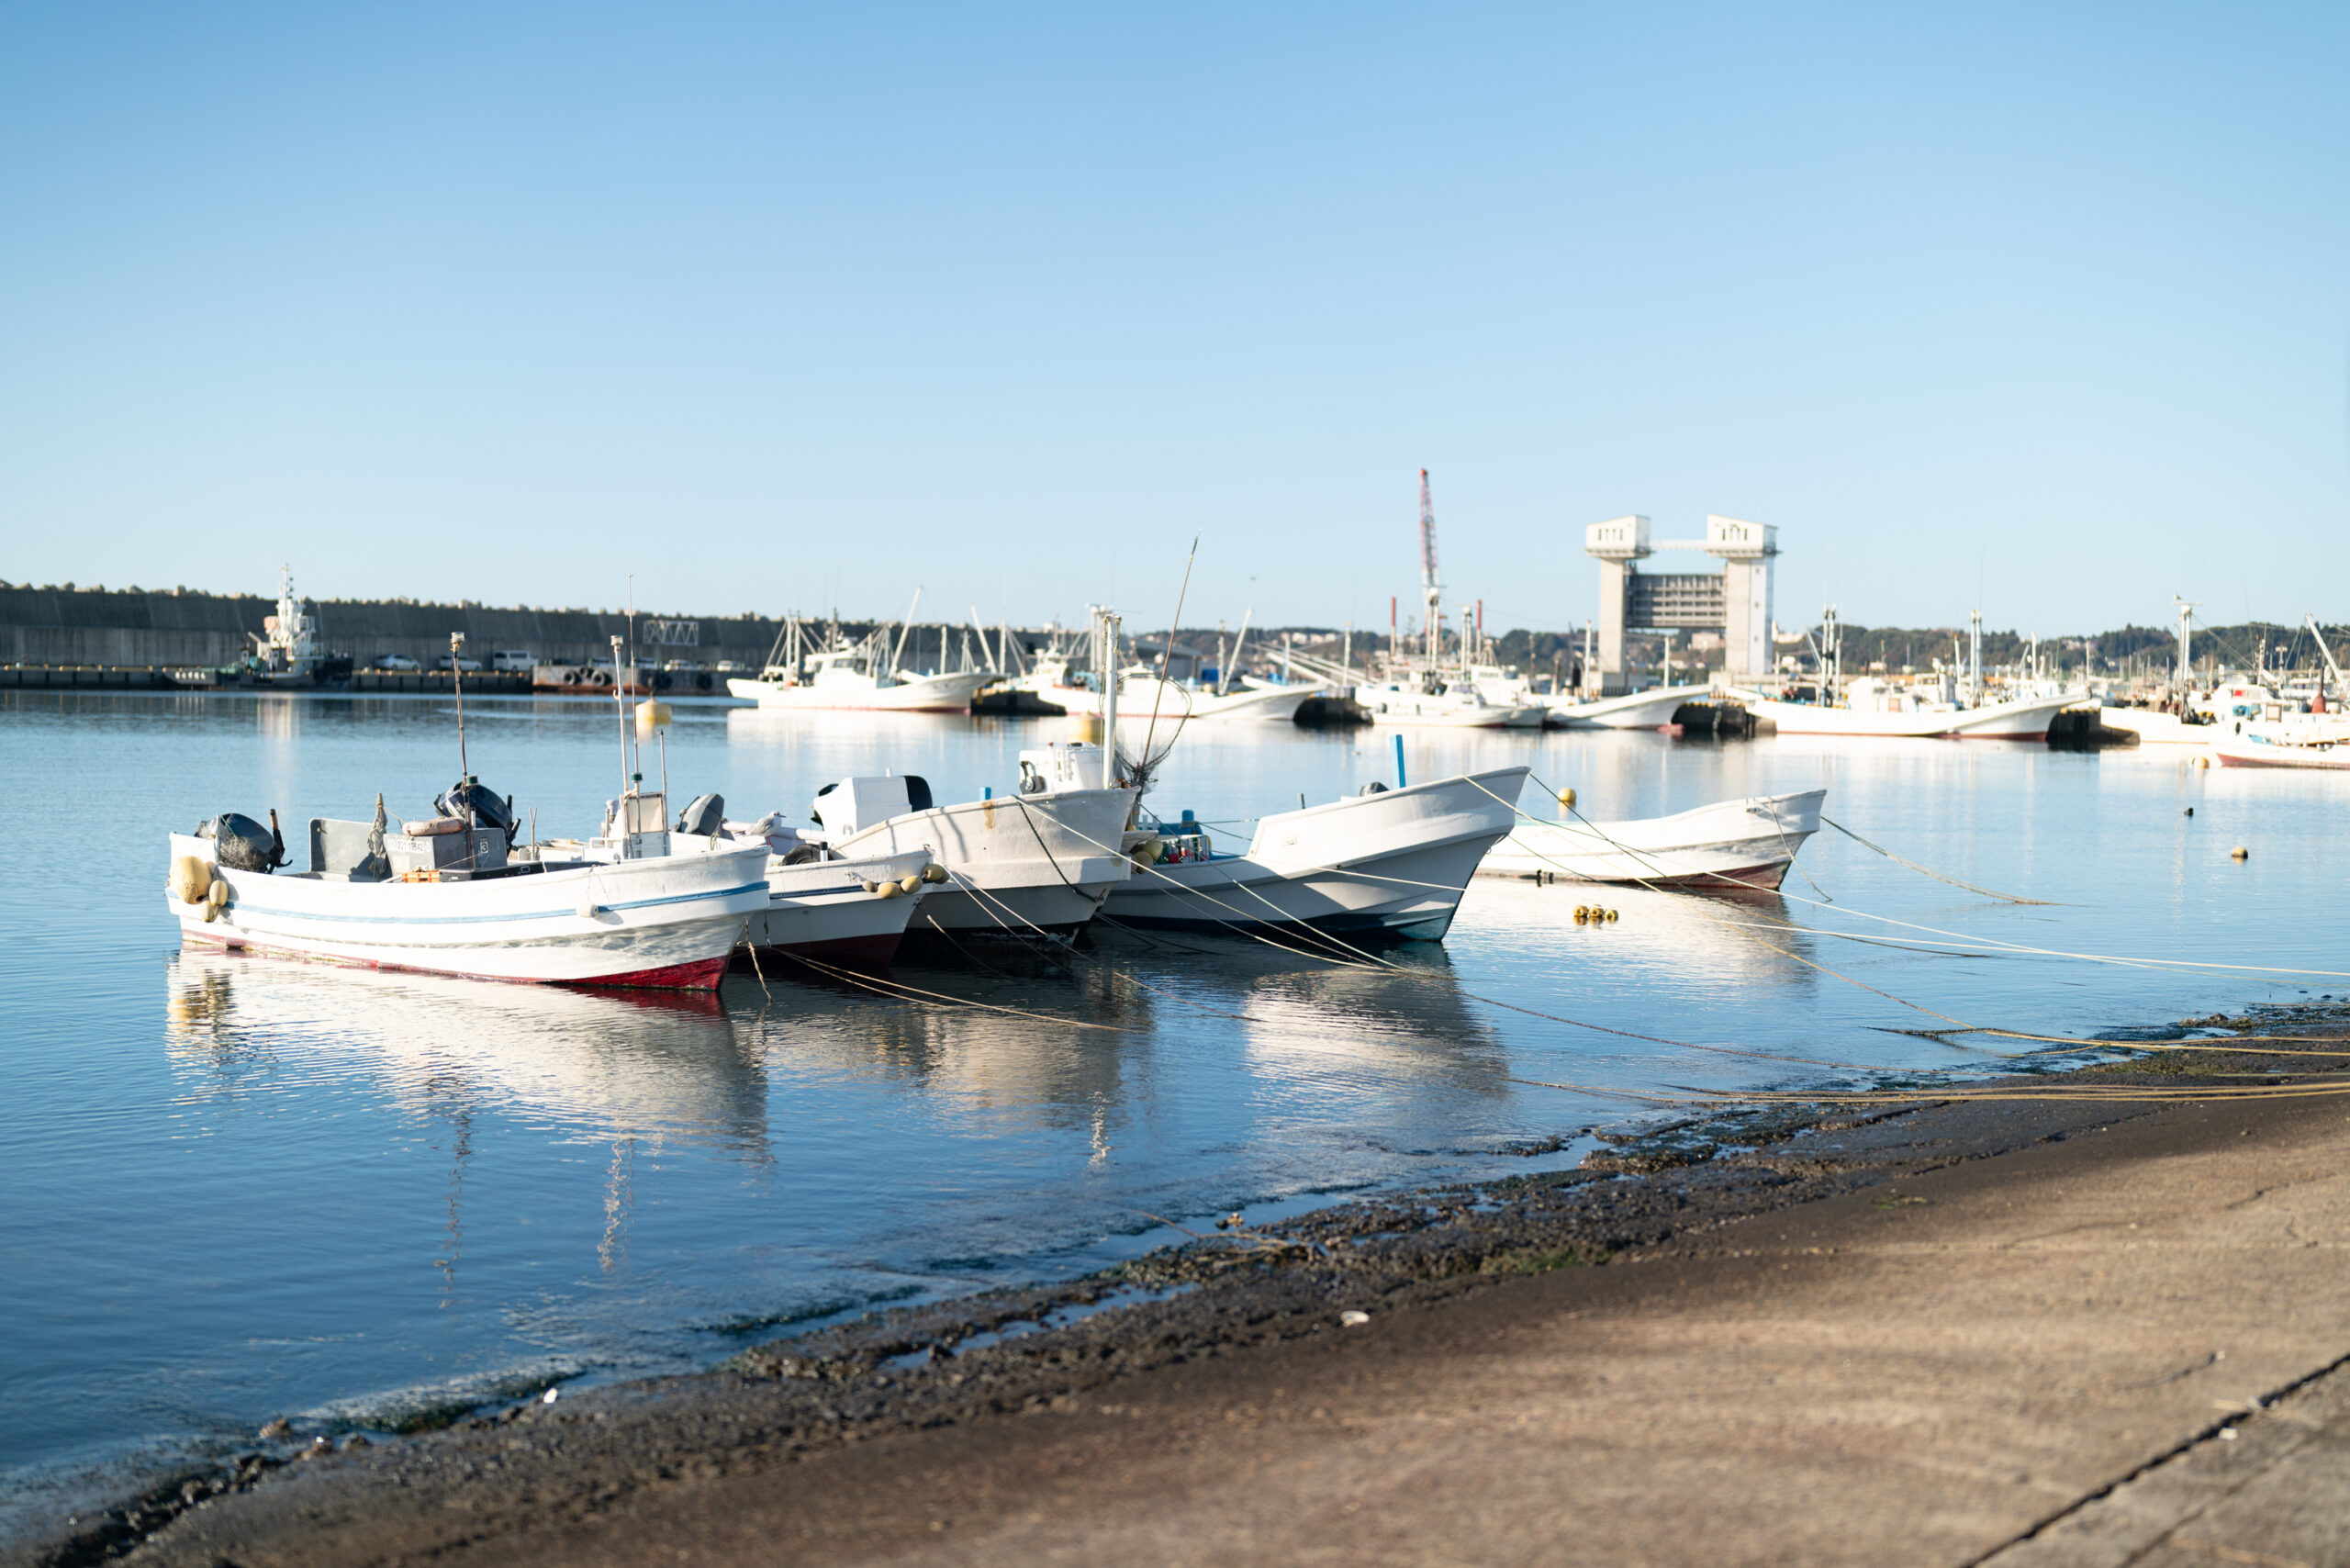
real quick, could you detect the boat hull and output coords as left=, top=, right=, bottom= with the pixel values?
left=1740, top=694, right=2076, bottom=740
left=1102, top=767, right=1529, bottom=942
left=1547, top=684, right=1715, bottom=730
left=1349, top=686, right=1533, bottom=728
left=724, top=671, right=996, bottom=712
left=744, top=847, right=931, bottom=967
left=1477, top=789, right=1827, bottom=888
left=1115, top=678, right=1327, bottom=724
left=2212, top=735, right=2350, bottom=769
left=167, top=835, right=769, bottom=990
left=827, top=788, right=1138, bottom=936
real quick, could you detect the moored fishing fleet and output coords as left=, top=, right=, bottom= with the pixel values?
left=157, top=478, right=2350, bottom=991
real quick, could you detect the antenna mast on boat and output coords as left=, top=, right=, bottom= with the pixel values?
left=1418, top=469, right=1442, bottom=668
left=450, top=632, right=470, bottom=784
left=611, top=634, right=631, bottom=801
left=1967, top=609, right=1983, bottom=707
left=890, top=587, right=923, bottom=679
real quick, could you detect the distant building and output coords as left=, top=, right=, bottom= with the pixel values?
left=1583, top=514, right=1779, bottom=693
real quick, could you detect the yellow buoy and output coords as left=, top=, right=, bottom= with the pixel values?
left=1605, top=908, right=1618, bottom=922
left=2231, top=846, right=2249, bottom=860
left=1069, top=713, right=1102, bottom=743
left=1558, top=787, right=1577, bottom=811
left=898, top=874, right=923, bottom=894
left=1573, top=905, right=1591, bottom=923
left=1134, top=836, right=1167, bottom=865
left=922, top=863, right=949, bottom=884
left=875, top=879, right=903, bottom=899
left=635, top=700, right=673, bottom=730
left=170, top=856, right=212, bottom=904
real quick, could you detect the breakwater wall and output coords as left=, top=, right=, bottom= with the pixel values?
left=0, top=587, right=1032, bottom=673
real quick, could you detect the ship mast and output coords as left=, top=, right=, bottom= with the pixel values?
left=1418, top=469, right=1441, bottom=667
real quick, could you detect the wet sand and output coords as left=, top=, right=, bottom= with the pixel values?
left=22, top=1040, right=2350, bottom=1568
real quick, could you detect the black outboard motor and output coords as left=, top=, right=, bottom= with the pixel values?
left=435, top=778, right=519, bottom=847
left=674, top=792, right=725, bottom=835
left=200, top=811, right=286, bottom=873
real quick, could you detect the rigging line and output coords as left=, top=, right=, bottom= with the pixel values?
left=778, top=949, right=1147, bottom=1034
left=1138, top=532, right=1202, bottom=783
left=1025, top=802, right=1393, bottom=970
left=1818, top=814, right=2057, bottom=905
left=1044, top=795, right=2348, bottom=1075
left=1449, top=776, right=2273, bottom=1058
left=1037, top=808, right=2008, bottom=1071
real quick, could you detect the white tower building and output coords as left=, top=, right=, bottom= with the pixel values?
left=1582, top=514, right=1779, bottom=693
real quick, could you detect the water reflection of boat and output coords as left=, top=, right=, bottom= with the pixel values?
left=1455, top=877, right=1820, bottom=991
left=165, top=951, right=764, bottom=1140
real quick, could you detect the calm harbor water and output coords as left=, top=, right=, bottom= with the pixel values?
left=5, top=690, right=2346, bottom=1533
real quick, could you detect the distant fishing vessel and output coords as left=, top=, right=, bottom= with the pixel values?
left=241, top=566, right=352, bottom=687
left=725, top=597, right=997, bottom=713
left=1100, top=767, right=1528, bottom=940
left=1478, top=789, right=1826, bottom=889
left=1117, top=673, right=1330, bottom=724
left=1547, top=683, right=1717, bottom=730
left=1733, top=608, right=2078, bottom=740
left=2210, top=733, right=2350, bottom=769
left=1352, top=678, right=1543, bottom=728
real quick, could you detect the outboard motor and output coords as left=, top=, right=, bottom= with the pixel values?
left=200, top=811, right=287, bottom=873
left=435, top=778, right=519, bottom=848
left=674, top=792, right=725, bottom=835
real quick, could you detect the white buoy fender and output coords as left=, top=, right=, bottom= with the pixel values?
left=875, top=879, right=903, bottom=899
left=207, top=879, right=230, bottom=910
left=898, top=875, right=923, bottom=894
left=635, top=700, right=673, bottom=730
left=171, top=856, right=212, bottom=904
left=921, top=863, right=949, bottom=884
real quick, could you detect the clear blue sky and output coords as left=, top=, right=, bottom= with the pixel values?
left=3, top=3, right=2344, bottom=637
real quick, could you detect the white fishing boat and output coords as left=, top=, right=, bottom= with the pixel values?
left=802, top=745, right=1139, bottom=937
left=2211, top=732, right=2350, bottom=770
left=1352, top=679, right=1544, bottom=728
left=725, top=595, right=998, bottom=712
left=166, top=800, right=768, bottom=990
left=726, top=647, right=995, bottom=713
left=1097, top=767, right=1529, bottom=941
left=992, top=650, right=1103, bottom=716
left=1116, top=674, right=1328, bottom=724
left=1477, top=789, right=1827, bottom=889
left=657, top=803, right=940, bottom=969
left=1733, top=679, right=2076, bottom=740
left=242, top=566, right=351, bottom=687
left=1547, top=683, right=1715, bottom=730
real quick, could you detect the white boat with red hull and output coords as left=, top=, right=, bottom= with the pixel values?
left=167, top=801, right=767, bottom=991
